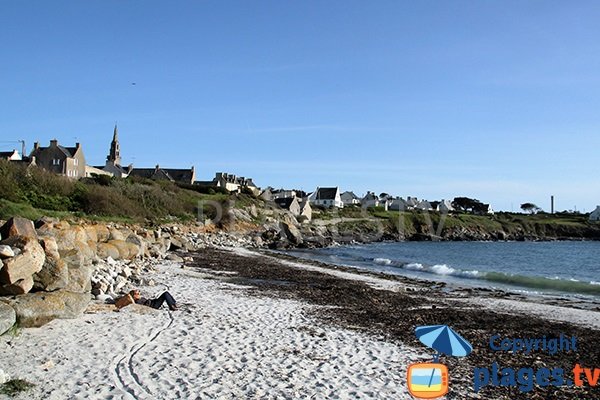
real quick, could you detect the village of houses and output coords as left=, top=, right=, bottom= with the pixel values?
left=5, top=126, right=599, bottom=222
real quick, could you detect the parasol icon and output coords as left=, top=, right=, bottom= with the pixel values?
left=415, top=325, right=473, bottom=359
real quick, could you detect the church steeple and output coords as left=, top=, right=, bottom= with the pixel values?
left=107, top=124, right=121, bottom=165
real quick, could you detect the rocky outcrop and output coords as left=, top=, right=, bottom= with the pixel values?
left=0, top=302, right=16, bottom=335
left=4, top=290, right=91, bottom=328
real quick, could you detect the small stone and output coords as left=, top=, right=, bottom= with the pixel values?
left=0, top=245, right=14, bottom=259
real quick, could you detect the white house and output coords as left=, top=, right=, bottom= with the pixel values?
left=590, top=206, right=600, bottom=221
left=341, top=191, right=361, bottom=206
left=0, top=149, right=22, bottom=161
left=309, top=187, right=344, bottom=208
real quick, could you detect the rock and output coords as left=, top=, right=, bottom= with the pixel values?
left=0, top=236, right=45, bottom=285
left=119, top=266, right=132, bottom=278
left=39, top=237, right=60, bottom=260
left=5, top=290, right=91, bottom=327
left=166, top=253, right=184, bottom=263
left=33, top=258, right=68, bottom=292
left=97, top=242, right=120, bottom=260
left=108, top=240, right=140, bottom=260
left=0, top=245, right=14, bottom=259
left=95, top=294, right=113, bottom=302
left=54, top=226, right=89, bottom=251
left=34, top=216, right=58, bottom=233
left=84, top=226, right=98, bottom=243
left=94, top=225, right=110, bottom=243
left=0, top=217, right=37, bottom=240
left=109, top=229, right=126, bottom=241
left=280, top=221, right=303, bottom=245
left=0, top=276, right=34, bottom=295
left=0, top=368, right=10, bottom=385
left=126, top=234, right=147, bottom=256
left=59, top=248, right=93, bottom=293
left=0, top=302, right=16, bottom=335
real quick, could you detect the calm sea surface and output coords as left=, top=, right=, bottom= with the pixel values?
left=285, top=241, right=600, bottom=299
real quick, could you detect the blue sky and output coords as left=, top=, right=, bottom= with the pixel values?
left=2, top=1, right=600, bottom=212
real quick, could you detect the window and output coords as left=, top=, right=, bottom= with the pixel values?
left=52, top=159, right=61, bottom=166
left=74, top=159, right=78, bottom=166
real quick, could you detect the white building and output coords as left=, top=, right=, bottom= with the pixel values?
left=590, top=206, right=600, bottom=221
left=309, top=187, right=344, bottom=208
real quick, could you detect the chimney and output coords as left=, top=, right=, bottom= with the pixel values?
left=50, top=139, right=58, bottom=147
left=34, top=142, right=40, bottom=150
left=76, top=142, right=80, bottom=149
left=155, top=164, right=160, bottom=172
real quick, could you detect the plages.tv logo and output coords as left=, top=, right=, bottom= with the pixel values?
left=407, top=325, right=472, bottom=399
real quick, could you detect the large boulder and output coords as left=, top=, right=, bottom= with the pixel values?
left=94, top=225, right=110, bottom=243
left=0, top=217, right=37, bottom=240
left=39, top=237, right=60, bottom=261
left=126, top=234, right=147, bottom=257
left=280, top=221, right=303, bottom=245
left=5, top=290, right=91, bottom=327
left=0, top=302, right=16, bottom=335
left=108, top=240, right=140, bottom=260
left=0, top=236, right=45, bottom=285
left=83, top=226, right=98, bottom=243
left=0, top=276, right=34, bottom=295
left=59, top=248, right=93, bottom=293
left=33, top=258, right=68, bottom=292
left=54, top=226, right=89, bottom=252
left=97, top=242, right=120, bottom=260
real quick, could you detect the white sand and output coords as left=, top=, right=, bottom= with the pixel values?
left=0, top=262, right=423, bottom=399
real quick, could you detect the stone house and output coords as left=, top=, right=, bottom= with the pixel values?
left=274, top=197, right=312, bottom=222
left=196, top=172, right=260, bottom=195
left=30, top=139, right=86, bottom=179
left=309, top=187, right=344, bottom=208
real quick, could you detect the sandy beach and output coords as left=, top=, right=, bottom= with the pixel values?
left=2, top=247, right=600, bottom=399
left=1, top=254, right=422, bottom=399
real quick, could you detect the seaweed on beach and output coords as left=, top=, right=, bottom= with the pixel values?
left=0, top=379, right=36, bottom=396
left=188, top=248, right=600, bottom=400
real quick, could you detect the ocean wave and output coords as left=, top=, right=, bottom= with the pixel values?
left=373, top=258, right=393, bottom=265
left=370, top=258, right=600, bottom=295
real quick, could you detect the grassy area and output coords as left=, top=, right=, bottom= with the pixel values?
left=0, top=160, right=260, bottom=224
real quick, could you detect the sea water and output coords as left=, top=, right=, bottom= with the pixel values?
left=285, top=241, right=600, bottom=299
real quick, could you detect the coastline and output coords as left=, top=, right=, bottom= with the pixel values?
left=1, top=246, right=599, bottom=399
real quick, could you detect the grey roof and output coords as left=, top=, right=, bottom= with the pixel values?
left=129, top=167, right=193, bottom=183
left=58, top=145, right=78, bottom=158
left=315, top=187, right=338, bottom=200
left=0, top=151, right=16, bottom=158
left=274, top=198, right=296, bottom=209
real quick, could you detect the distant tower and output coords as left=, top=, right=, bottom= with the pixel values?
left=551, top=195, right=555, bottom=214
left=107, top=124, right=121, bottom=166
